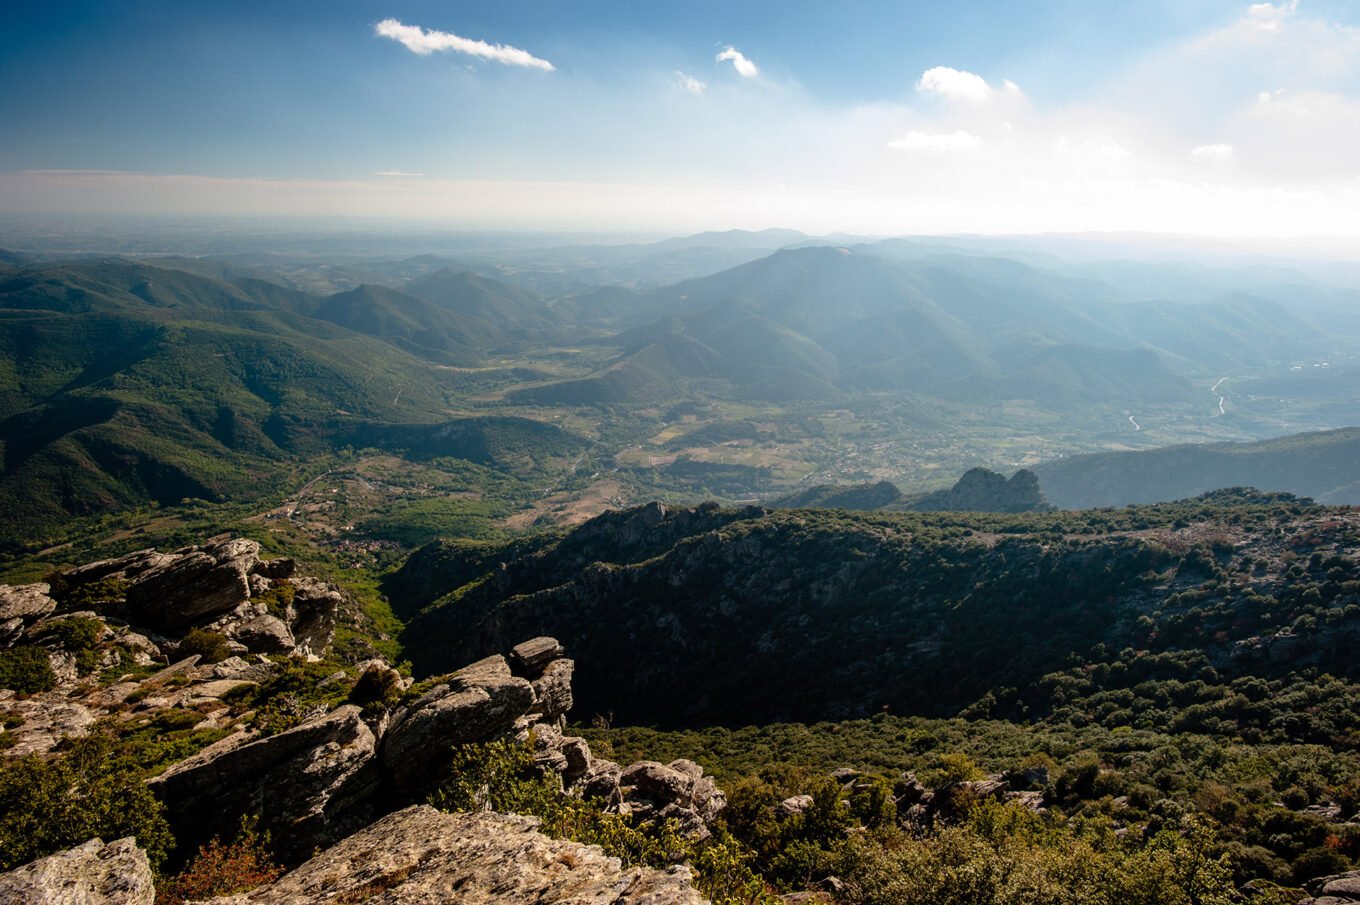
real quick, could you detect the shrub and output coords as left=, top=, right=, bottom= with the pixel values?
left=0, top=734, right=173, bottom=871
left=347, top=664, right=403, bottom=708
left=0, top=645, right=56, bottom=694
left=154, top=818, right=282, bottom=905
left=178, top=629, right=232, bottom=664
left=252, top=582, right=295, bottom=620
left=32, top=617, right=104, bottom=674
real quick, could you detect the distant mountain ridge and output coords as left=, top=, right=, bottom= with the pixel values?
left=511, top=244, right=1347, bottom=409
left=1033, top=427, right=1360, bottom=508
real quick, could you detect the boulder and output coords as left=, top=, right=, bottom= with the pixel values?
left=251, top=557, right=296, bottom=580
left=779, top=794, right=814, bottom=817
left=227, top=614, right=295, bottom=655
left=381, top=655, right=535, bottom=797
left=148, top=704, right=379, bottom=861
left=0, top=698, right=96, bottom=756
left=0, top=836, right=154, bottom=904
left=199, top=805, right=707, bottom=904
left=510, top=636, right=565, bottom=675
left=1307, top=871, right=1360, bottom=901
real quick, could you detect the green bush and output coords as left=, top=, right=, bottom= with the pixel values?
left=0, top=733, right=173, bottom=871
left=178, top=629, right=232, bottom=664
left=32, top=617, right=104, bottom=674
left=0, top=645, right=56, bottom=694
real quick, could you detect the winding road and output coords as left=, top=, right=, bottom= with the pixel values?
left=1211, top=377, right=1229, bottom=416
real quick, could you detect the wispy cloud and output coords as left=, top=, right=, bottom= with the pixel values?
left=374, top=18, right=554, bottom=71
left=674, top=71, right=706, bottom=95
left=375, top=170, right=426, bottom=177
left=915, top=66, right=1018, bottom=104
left=716, top=46, right=759, bottom=78
left=888, top=129, right=985, bottom=152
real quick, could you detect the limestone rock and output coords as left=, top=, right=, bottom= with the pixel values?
left=0, top=836, right=154, bottom=905
left=381, top=655, right=534, bottom=798
left=120, top=540, right=260, bottom=631
left=200, top=805, right=707, bottom=904
left=0, top=697, right=96, bottom=756
left=148, top=704, right=378, bottom=861
left=251, top=557, right=296, bottom=580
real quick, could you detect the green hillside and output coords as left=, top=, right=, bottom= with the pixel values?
left=0, top=260, right=563, bottom=540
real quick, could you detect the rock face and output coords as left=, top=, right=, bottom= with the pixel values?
left=0, top=836, right=154, bottom=905
left=381, top=654, right=536, bottom=797
left=148, top=704, right=380, bottom=863
left=907, top=467, right=1052, bottom=514
left=201, top=805, right=707, bottom=904
left=618, top=760, right=727, bottom=840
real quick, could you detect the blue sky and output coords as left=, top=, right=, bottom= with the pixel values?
left=6, top=1, right=1360, bottom=236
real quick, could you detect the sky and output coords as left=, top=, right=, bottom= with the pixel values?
left=6, top=0, right=1360, bottom=238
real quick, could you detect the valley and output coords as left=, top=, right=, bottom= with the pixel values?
left=2, top=226, right=1360, bottom=905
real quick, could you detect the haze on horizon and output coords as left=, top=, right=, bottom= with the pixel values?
left=6, top=1, right=1360, bottom=241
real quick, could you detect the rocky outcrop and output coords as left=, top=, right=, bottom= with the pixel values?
left=774, top=480, right=903, bottom=511
left=617, top=759, right=727, bottom=840
left=147, top=704, right=380, bottom=862
left=136, top=636, right=724, bottom=865
left=0, top=836, right=154, bottom=904
left=906, top=467, right=1052, bottom=514
left=381, top=654, right=536, bottom=796
left=1300, top=870, right=1360, bottom=904
left=0, top=538, right=342, bottom=674
left=200, top=805, right=707, bottom=904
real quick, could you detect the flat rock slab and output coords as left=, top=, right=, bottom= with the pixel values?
left=203, top=805, right=707, bottom=904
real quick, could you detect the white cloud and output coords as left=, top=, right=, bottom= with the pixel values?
left=375, top=170, right=425, bottom=177
left=1247, top=0, right=1300, bottom=31
left=888, top=129, right=985, bottom=152
left=674, top=71, right=706, bottom=95
left=716, top=46, right=759, bottom=78
left=1190, top=143, right=1234, bottom=162
left=915, top=66, right=1014, bottom=104
left=374, top=19, right=554, bottom=71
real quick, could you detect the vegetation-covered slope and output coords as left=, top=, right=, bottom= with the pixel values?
left=396, top=492, right=1360, bottom=735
